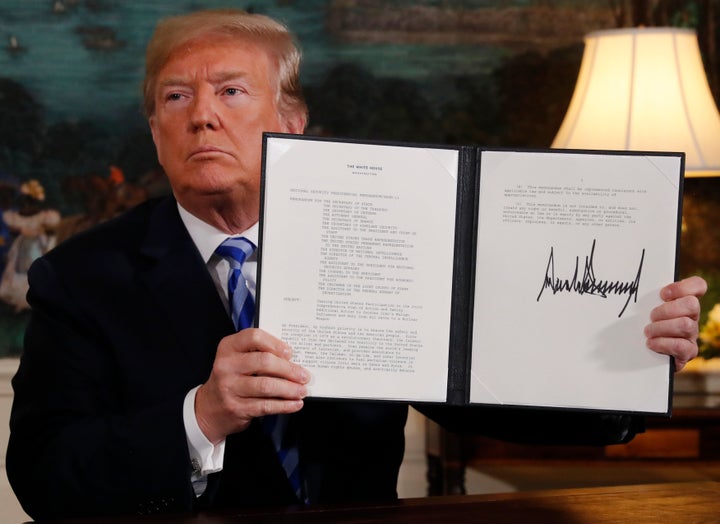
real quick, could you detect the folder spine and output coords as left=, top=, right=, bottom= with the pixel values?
left=446, top=146, right=479, bottom=405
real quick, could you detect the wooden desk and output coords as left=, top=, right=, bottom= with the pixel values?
left=426, top=393, right=720, bottom=495
left=47, top=482, right=720, bottom=523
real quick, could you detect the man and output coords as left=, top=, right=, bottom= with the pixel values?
left=6, top=9, right=706, bottom=520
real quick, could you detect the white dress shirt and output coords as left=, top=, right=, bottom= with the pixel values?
left=177, top=203, right=258, bottom=497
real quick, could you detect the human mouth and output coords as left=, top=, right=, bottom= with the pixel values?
left=188, top=146, right=230, bottom=160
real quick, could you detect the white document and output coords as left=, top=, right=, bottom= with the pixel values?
left=259, top=136, right=458, bottom=401
left=259, top=135, right=681, bottom=414
left=471, top=151, right=680, bottom=413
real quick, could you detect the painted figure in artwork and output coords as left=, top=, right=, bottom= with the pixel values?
left=0, top=180, right=60, bottom=311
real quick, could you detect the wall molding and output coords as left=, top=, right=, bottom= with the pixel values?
left=0, top=358, right=19, bottom=396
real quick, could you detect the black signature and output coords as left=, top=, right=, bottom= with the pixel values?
left=536, top=239, right=645, bottom=318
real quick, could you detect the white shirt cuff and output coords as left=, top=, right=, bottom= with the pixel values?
left=183, top=386, right=226, bottom=495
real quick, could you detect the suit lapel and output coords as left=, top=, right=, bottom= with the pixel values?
left=138, top=197, right=234, bottom=376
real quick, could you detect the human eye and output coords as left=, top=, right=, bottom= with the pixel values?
left=222, top=86, right=246, bottom=97
left=219, top=85, right=248, bottom=107
left=158, top=83, right=191, bottom=107
left=165, top=91, right=186, bottom=103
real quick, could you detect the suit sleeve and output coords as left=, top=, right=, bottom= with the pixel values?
left=6, top=257, right=197, bottom=520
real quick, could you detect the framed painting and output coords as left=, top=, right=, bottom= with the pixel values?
left=0, top=0, right=717, bottom=356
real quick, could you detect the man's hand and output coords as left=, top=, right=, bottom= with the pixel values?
left=195, top=328, right=309, bottom=444
left=645, top=275, right=708, bottom=371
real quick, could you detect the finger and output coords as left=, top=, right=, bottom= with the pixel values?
left=645, top=336, right=698, bottom=371
left=660, top=275, right=707, bottom=302
left=645, top=316, right=698, bottom=341
left=234, top=375, right=307, bottom=401
left=649, top=294, right=701, bottom=323
left=236, top=398, right=305, bottom=420
left=220, top=328, right=293, bottom=360
left=238, top=350, right=310, bottom=385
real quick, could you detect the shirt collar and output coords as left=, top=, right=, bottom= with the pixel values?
left=177, top=203, right=259, bottom=264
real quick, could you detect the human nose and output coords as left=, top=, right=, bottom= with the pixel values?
left=189, top=88, right=220, bottom=131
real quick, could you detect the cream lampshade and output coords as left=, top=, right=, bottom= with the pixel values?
left=552, top=27, right=720, bottom=177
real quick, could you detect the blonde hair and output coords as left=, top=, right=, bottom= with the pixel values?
left=142, top=9, right=307, bottom=124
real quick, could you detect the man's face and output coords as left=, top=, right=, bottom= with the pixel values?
left=149, top=36, right=302, bottom=217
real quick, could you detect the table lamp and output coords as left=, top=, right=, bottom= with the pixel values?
left=552, top=27, right=720, bottom=177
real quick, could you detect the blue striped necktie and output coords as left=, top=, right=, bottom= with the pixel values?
left=215, top=237, right=256, bottom=331
left=215, top=237, right=304, bottom=502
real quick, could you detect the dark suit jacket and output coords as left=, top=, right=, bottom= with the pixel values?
left=6, top=196, right=642, bottom=521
